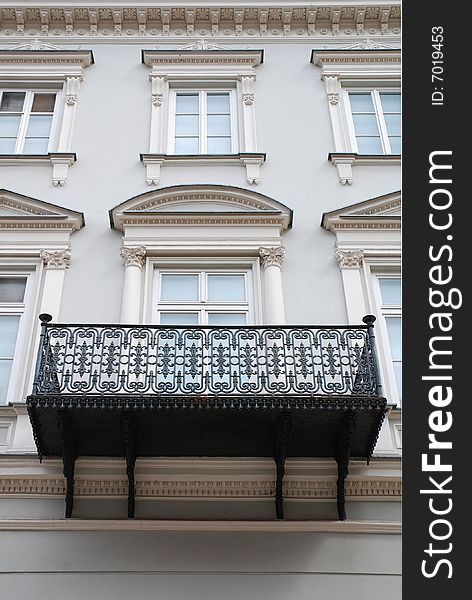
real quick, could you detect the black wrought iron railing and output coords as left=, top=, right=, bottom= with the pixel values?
left=31, top=314, right=382, bottom=399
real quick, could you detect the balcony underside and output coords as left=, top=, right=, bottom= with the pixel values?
left=27, top=395, right=386, bottom=460
left=27, top=394, right=386, bottom=522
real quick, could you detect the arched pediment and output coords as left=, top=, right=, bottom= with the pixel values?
left=110, top=185, right=293, bottom=231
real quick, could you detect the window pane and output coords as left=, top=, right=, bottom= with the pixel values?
left=349, top=93, right=375, bottom=112
left=176, top=94, right=199, bottom=114
left=0, top=315, right=20, bottom=356
left=161, top=274, right=199, bottom=301
left=0, top=138, right=17, bottom=153
left=389, top=137, right=401, bottom=154
left=352, top=114, right=380, bottom=136
left=207, top=93, right=230, bottom=113
left=174, top=137, right=199, bottom=154
left=175, top=114, right=198, bottom=136
left=207, top=137, right=232, bottom=154
left=22, top=138, right=49, bottom=154
left=160, top=313, right=199, bottom=325
left=208, top=275, right=245, bottom=302
left=379, top=278, right=401, bottom=305
left=0, top=359, right=14, bottom=405
left=31, top=93, right=56, bottom=113
left=384, top=114, right=400, bottom=136
left=0, top=115, right=21, bottom=136
left=380, top=93, right=401, bottom=113
left=386, top=317, right=402, bottom=360
left=356, top=136, right=383, bottom=154
left=208, top=313, right=247, bottom=326
left=0, top=92, right=25, bottom=112
left=207, top=115, right=231, bottom=136
left=0, top=278, right=27, bottom=302
left=26, top=114, right=53, bottom=137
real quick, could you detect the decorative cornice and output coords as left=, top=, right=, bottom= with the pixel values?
left=259, top=246, right=285, bottom=269
left=40, top=248, right=71, bottom=269
left=120, top=245, right=146, bottom=269
left=0, top=475, right=401, bottom=500
left=0, top=519, right=401, bottom=533
left=334, top=247, right=364, bottom=269
left=0, top=6, right=401, bottom=42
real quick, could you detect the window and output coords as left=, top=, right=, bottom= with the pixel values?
left=347, top=91, right=401, bottom=155
left=170, top=90, right=236, bottom=155
left=311, top=48, right=401, bottom=183
left=141, top=49, right=265, bottom=185
left=0, top=47, right=93, bottom=184
left=156, top=270, right=251, bottom=325
left=0, top=274, right=29, bottom=405
left=375, top=276, right=402, bottom=401
left=0, top=90, right=57, bottom=154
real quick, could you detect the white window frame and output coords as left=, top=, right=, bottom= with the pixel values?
left=168, top=88, right=238, bottom=155
left=148, top=259, right=262, bottom=326
left=0, top=88, right=62, bottom=155
left=141, top=49, right=264, bottom=186
left=344, top=88, right=401, bottom=156
left=0, top=266, right=37, bottom=406
left=311, top=48, right=401, bottom=184
left=0, top=47, right=93, bottom=185
left=371, top=271, right=402, bottom=407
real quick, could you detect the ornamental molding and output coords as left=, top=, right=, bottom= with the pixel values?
left=0, top=188, right=84, bottom=230
left=120, top=245, right=146, bottom=268
left=8, top=39, right=63, bottom=50
left=0, top=6, right=401, bottom=41
left=259, top=246, right=285, bottom=269
left=334, top=247, right=364, bottom=269
left=40, top=248, right=71, bottom=269
left=176, top=39, right=230, bottom=50
left=141, top=153, right=265, bottom=186
left=0, top=519, right=402, bottom=533
left=111, top=185, right=293, bottom=232
left=0, top=475, right=401, bottom=500
left=0, top=47, right=94, bottom=70
left=322, top=190, right=401, bottom=232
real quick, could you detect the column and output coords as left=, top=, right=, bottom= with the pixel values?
left=57, top=76, right=81, bottom=152
left=259, top=246, right=286, bottom=324
left=334, top=247, right=367, bottom=324
left=39, top=249, right=71, bottom=319
left=149, top=75, right=167, bottom=153
left=120, top=246, right=146, bottom=323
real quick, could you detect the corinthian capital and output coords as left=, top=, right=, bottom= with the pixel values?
left=120, top=246, right=146, bottom=269
left=334, top=247, right=364, bottom=269
left=259, top=246, right=285, bottom=269
left=40, top=249, right=71, bottom=269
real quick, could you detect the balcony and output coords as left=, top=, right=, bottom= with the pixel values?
left=26, top=314, right=387, bottom=521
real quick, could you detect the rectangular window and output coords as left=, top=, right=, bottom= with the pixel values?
left=0, top=275, right=28, bottom=404
left=348, top=91, right=401, bottom=155
left=0, top=90, right=57, bottom=154
left=170, top=90, right=236, bottom=155
left=157, top=270, right=251, bottom=325
left=376, top=276, right=402, bottom=402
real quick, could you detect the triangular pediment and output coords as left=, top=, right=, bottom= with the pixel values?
left=110, top=185, right=292, bottom=231
left=0, top=189, right=84, bottom=230
left=322, top=191, right=401, bottom=231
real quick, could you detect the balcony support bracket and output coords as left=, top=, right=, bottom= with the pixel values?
left=335, top=410, right=356, bottom=521
left=274, top=410, right=292, bottom=520
left=122, top=412, right=137, bottom=519
left=58, top=410, right=77, bottom=519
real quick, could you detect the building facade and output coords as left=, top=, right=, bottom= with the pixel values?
left=0, top=2, right=401, bottom=598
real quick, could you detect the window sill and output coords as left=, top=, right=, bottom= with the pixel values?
left=328, top=152, right=401, bottom=185
left=140, top=152, right=266, bottom=186
left=0, top=152, right=76, bottom=186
